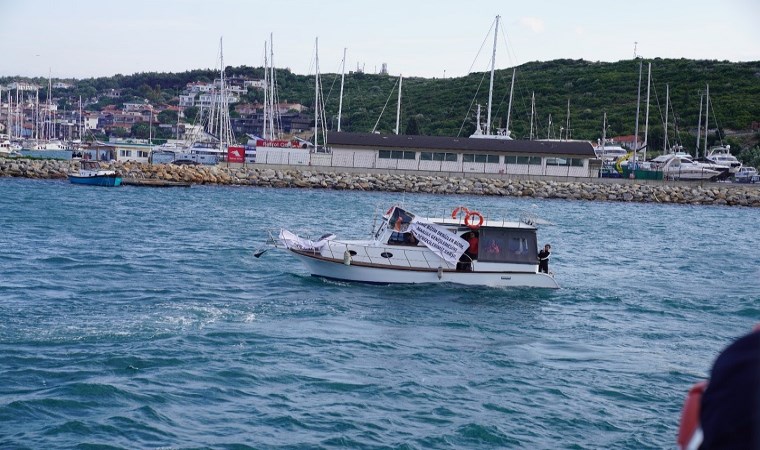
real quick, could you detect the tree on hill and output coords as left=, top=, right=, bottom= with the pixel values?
left=158, top=110, right=178, bottom=125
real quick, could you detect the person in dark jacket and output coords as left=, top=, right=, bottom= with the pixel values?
left=538, top=244, right=551, bottom=273
left=699, top=328, right=760, bottom=449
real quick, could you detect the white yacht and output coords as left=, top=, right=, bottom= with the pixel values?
left=594, top=140, right=630, bottom=162
left=271, top=206, right=559, bottom=288
left=0, top=139, right=21, bottom=156
left=654, top=154, right=721, bottom=181
left=706, top=146, right=742, bottom=174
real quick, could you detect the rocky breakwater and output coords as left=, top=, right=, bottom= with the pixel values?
left=0, top=158, right=71, bottom=179
left=2, top=158, right=760, bottom=207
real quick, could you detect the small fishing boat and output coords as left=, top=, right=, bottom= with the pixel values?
left=68, top=160, right=122, bottom=187
left=269, top=206, right=559, bottom=288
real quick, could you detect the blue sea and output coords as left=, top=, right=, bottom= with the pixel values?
left=1, top=177, right=758, bottom=449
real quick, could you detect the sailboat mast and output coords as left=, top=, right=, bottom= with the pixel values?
left=486, top=15, right=500, bottom=136
left=529, top=92, right=535, bottom=140
left=395, top=75, right=402, bottom=135
left=219, top=36, right=225, bottom=151
left=643, top=62, right=651, bottom=161
left=602, top=112, right=607, bottom=149
left=47, top=71, right=52, bottom=140
left=78, top=96, right=82, bottom=141
left=703, top=83, right=709, bottom=158
left=262, top=41, right=269, bottom=140
left=664, top=84, right=669, bottom=153
left=35, top=88, right=39, bottom=141
left=505, top=68, right=515, bottom=137
left=696, top=92, right=703, bottom=155
left=6, top=91, right=10, bottom=140
left=633, top=61, right=643, bottom=167
left=565, top=98, right=570, bottom=140
left=337, top=47, right=346, bottom=132
left=16, top=88, right=20, bottom=140
left=314, top=37, right=320, bottom=149
left=149, top=107, right=153, bottom=145
left=269, top=33, right=275, bottom=139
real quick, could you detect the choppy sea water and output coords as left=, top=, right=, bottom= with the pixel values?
left=0, top=177, right=758, bottom=449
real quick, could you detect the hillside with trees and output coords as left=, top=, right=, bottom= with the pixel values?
left=3, top=58, right=758, bottom=154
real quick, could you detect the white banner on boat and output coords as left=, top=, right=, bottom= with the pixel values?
left=279, top=229, right=329, bottom=251
left=409, top=218, right=468, bottom=265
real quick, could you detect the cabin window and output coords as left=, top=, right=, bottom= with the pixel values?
left=477, top=228, right=538, bottom=264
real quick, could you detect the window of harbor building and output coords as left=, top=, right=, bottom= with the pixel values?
left=379, top=150, right=416, bottom=160
left=546, top=157, right=584, bottom=167
left=463, top=153, right=500, bottom=163
left=420, top=152, right=458, bottom=162
left=506, top=155, right=541, bottom=165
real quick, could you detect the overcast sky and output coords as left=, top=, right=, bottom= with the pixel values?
left=1, top=0, right=758, bottom=80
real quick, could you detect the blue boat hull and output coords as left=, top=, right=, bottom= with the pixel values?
left=69, top=175, right=122, bottom=187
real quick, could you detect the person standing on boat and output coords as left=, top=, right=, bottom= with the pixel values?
left=465, top=232, right=479, bottom=261
left=538, top=244, right=551, bottom=273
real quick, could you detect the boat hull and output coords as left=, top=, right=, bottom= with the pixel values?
left=289, top=250, right=559, bottom=288
left=69, top=175, right=122, bottom=187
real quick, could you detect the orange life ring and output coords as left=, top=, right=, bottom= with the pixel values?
left=451, top=206, right=470, bottom=220
left=465, top=211, right=484, bottom=230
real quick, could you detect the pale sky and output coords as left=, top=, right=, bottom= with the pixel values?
left=1, top=0, right=758, bottom=80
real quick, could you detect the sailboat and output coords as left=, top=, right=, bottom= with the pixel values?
left=698, top=85, right=742, bottom=174
left=256, top=33, right=297, bottom=150
left=174, top=37, right=240, bottom=165
left=469, top=15, right=514, bottom=141
left=312, top=37, right=329, bottom=153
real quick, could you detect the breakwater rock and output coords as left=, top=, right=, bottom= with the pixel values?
left=2, top=158, right=759, bottom=207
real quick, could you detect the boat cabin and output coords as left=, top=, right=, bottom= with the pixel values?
left=379, top=207, right=539, bottom=270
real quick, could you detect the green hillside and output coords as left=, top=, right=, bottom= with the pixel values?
left=4, top=58, right=759, bottom=152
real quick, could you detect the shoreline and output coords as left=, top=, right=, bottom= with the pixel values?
left=2, top=157, right=759, bottom=207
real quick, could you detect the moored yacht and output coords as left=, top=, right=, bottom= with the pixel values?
left=652, top=154, right=722, bottom=181
left=705, top=146, right=742, bottom=174
left=594, top=140, right=630, bottom=162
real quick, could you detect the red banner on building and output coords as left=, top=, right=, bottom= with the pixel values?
left=256, top=139, right=295, bottom=148
left=227, top=145, right=245, bottom=163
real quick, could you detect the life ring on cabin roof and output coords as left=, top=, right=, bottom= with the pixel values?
left=451, top=206, right=470, bottom=220
left=465, top=211, right=484, bottom=230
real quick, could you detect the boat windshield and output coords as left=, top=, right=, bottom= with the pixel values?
left=477, top=227, right=538, bottom=264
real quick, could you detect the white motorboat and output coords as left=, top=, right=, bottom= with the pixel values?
left=594, top=141, right=630, bottom=162
left=0, top=139, right=21, bottom=157
left=273, top=206, right=559, bottom=288
left=706, top=146, right=742, bottom=174
left=655, top=154, right=721, bottom=181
